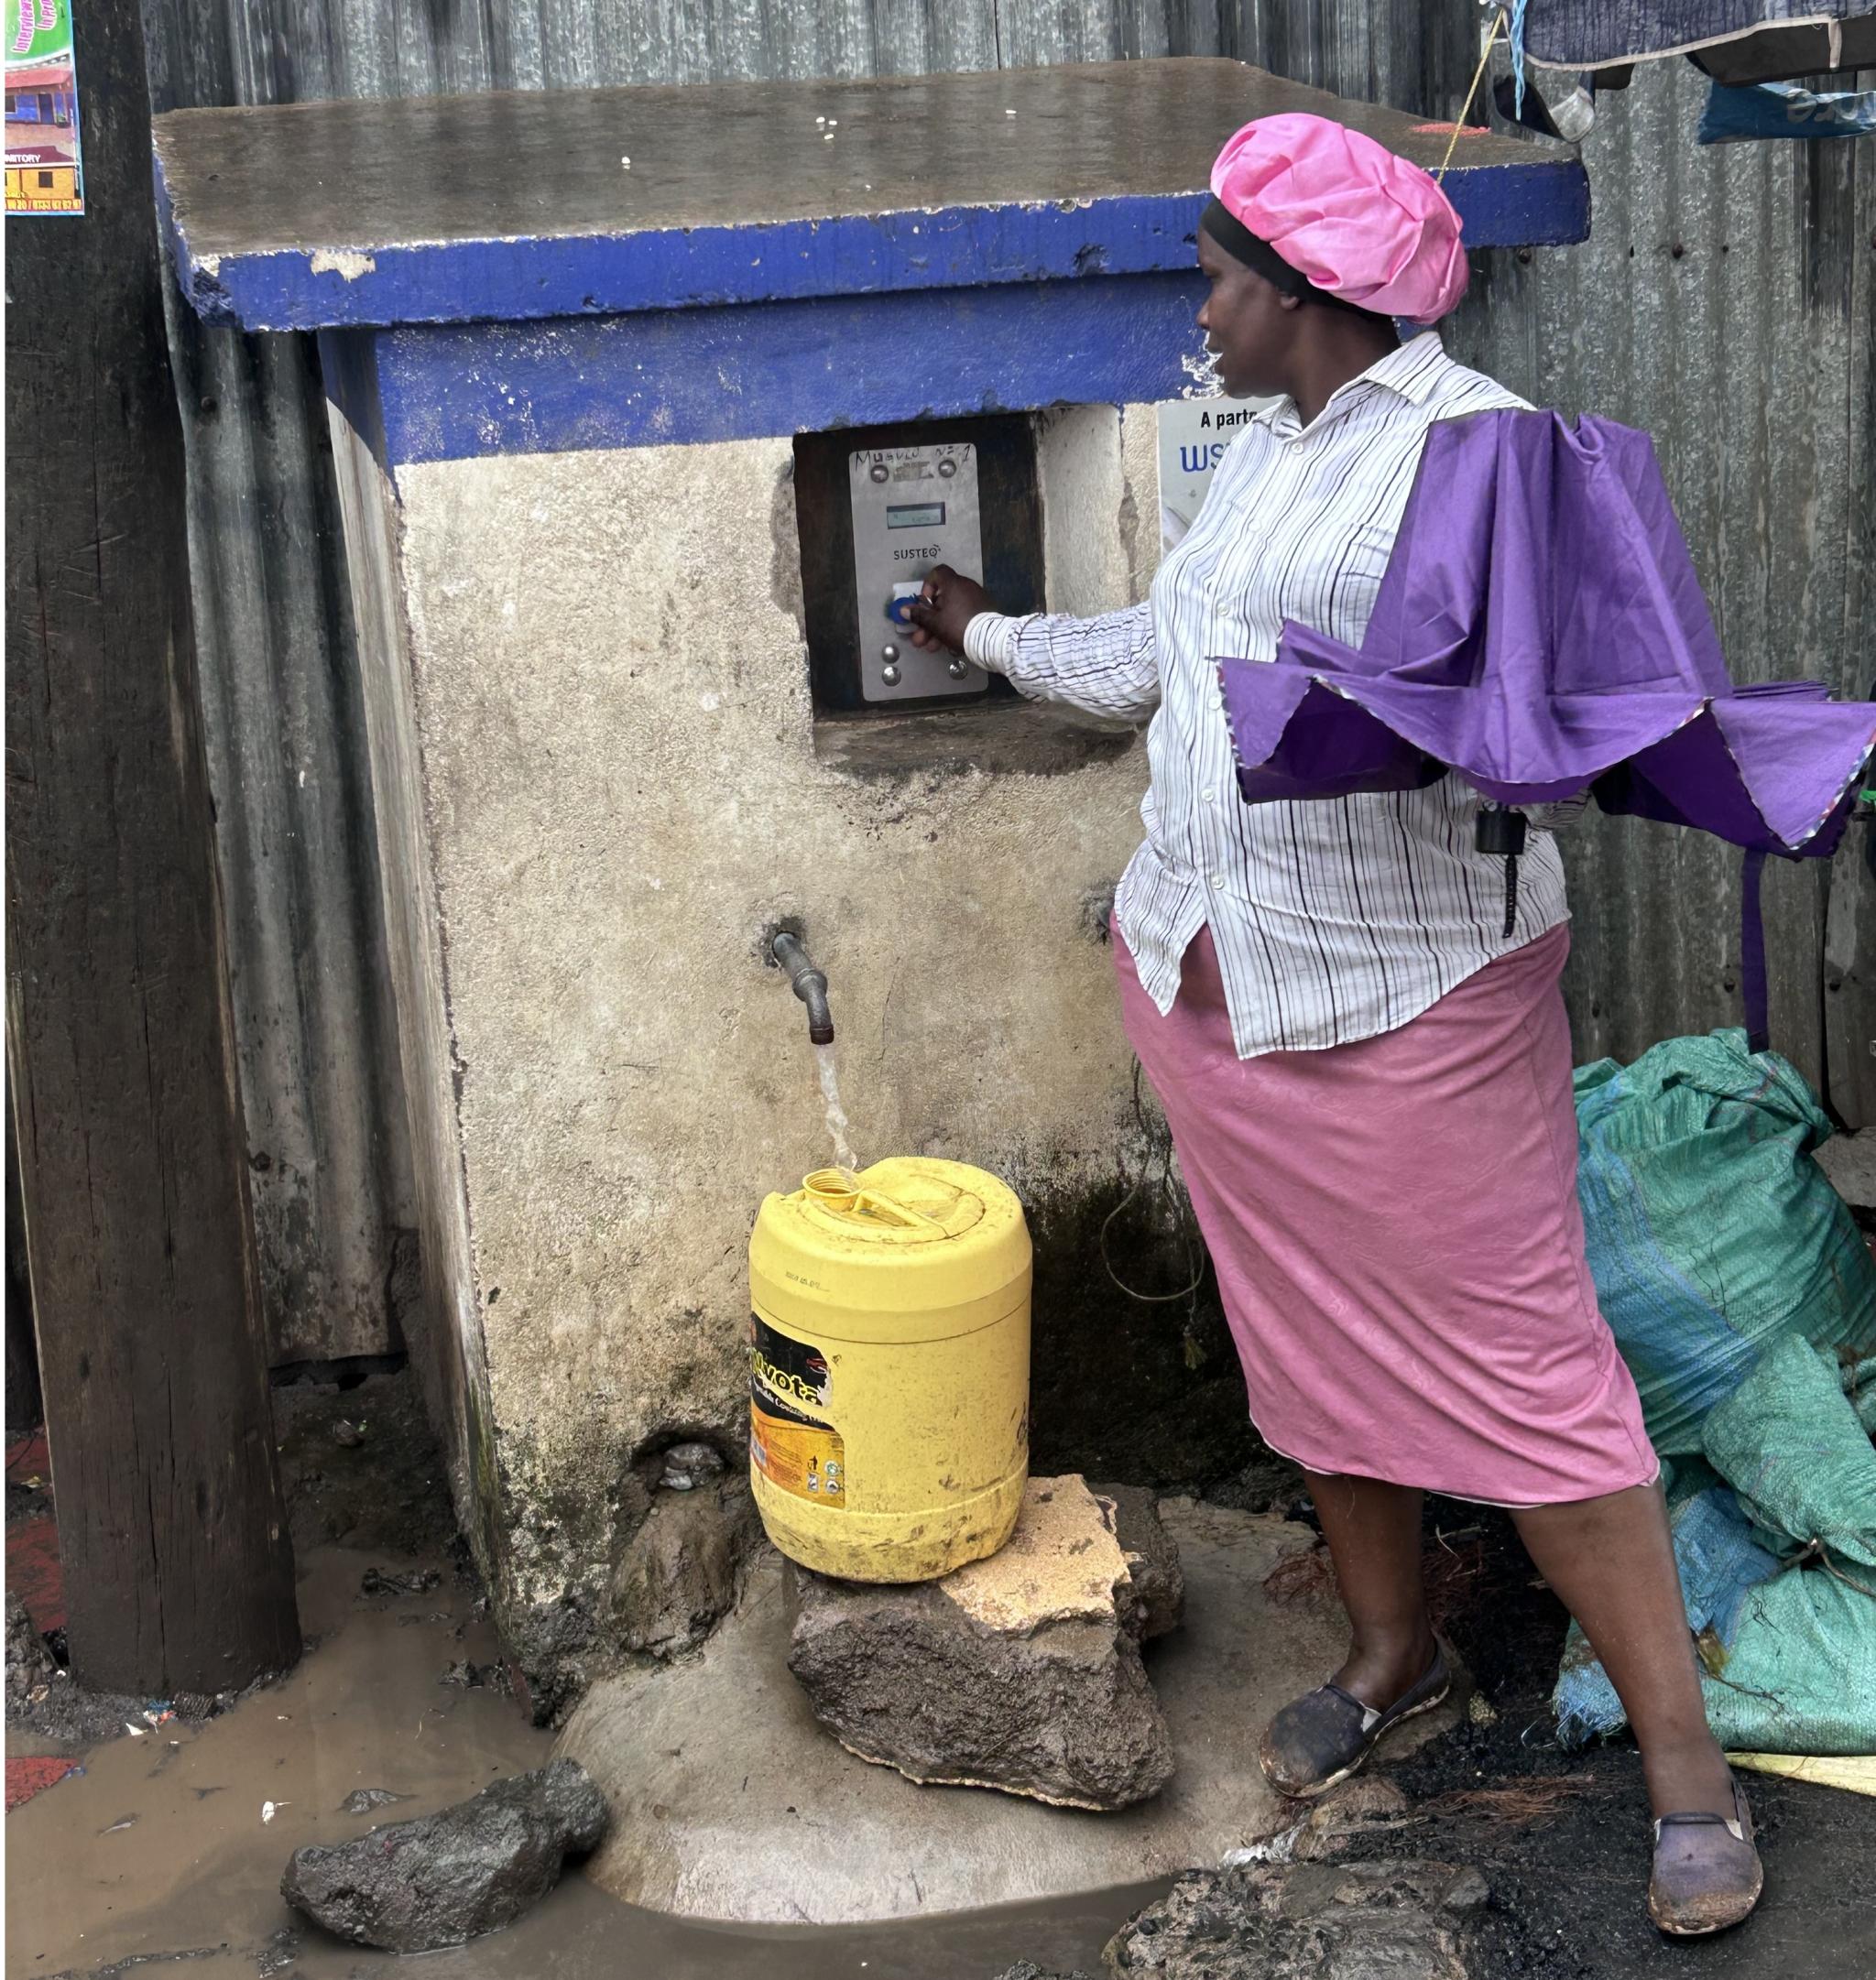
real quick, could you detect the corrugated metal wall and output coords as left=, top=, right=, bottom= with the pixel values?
left=138, top=3, right=1875, bottom=1359
left=1453, top=50, right=1876, bottom=1124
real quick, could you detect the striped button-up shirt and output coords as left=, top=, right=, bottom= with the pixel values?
left=965, top=333, right=1573, bottom=1060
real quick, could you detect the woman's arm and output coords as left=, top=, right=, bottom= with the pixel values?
left=906, top=564, right=1161, bottom=723
left=966, top=604, right=1161, bottom=722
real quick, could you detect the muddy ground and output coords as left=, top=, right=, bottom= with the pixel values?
left=6, top=1542, right=1163, bottom=1978
left=1242, top=1495, right=1876, bottom=1979
left=8, top=1366, right=1873, bottom=1977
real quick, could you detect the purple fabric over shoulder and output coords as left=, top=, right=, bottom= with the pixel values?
left=1217, top=409, right=1876, bottom=858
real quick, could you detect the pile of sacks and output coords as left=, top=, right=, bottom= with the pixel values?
left=1556, top=1029, right=1876, bottom=1755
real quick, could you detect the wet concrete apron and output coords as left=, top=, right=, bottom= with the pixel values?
left=5, top=1545, right=1165, bottom=1978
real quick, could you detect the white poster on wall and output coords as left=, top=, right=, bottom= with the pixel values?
left=1155, top=397, right=1273, bottom=554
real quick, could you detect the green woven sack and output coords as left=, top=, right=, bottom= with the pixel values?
left=1557, top=1332, right=1876, bottom=1754
left=1574, top=1029, right=1876, bottom=1456
left=1700, top=1569, right=1876, bottom=1756
left=1557, top=1033, right=1876, bottom=1752
left=1698, top=1335, right=1876, bottom=1753
left=1705, top=1335, right=1876, bottom=1573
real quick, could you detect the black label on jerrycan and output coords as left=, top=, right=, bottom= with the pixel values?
left=748, top=1312, right=846, bottom=1509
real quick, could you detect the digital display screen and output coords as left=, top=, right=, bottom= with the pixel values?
left=886, top=502, right=946, bottom=530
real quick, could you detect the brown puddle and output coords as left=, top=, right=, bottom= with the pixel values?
left=5, top=1546, right=1166, bottom=1979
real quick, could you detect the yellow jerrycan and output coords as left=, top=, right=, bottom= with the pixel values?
left=747, top=1158, right=1031, bottom=1582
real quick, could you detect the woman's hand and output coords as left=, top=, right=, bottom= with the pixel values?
left=904, top=564, right=992, bottom=654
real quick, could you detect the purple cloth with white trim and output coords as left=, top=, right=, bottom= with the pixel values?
left=1217, top=408, right=1876, bottom=860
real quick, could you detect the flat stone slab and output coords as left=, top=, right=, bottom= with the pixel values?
left=941, top=1476, right=1134, bottom=1634
left=558, top=1500, right=1463, bottom=1925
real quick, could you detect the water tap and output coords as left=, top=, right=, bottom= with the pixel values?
left=769, top=930, right=834, bottom=1045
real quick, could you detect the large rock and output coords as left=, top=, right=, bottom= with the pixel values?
left=281, top=1759, right=608, bottom=1951
left=785, top=1476, right=1174, bottom=1811
left=1105, top=1859, right=1488, bottom=1980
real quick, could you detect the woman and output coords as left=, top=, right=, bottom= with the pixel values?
left=908, top=113, right=1761, bottom=1938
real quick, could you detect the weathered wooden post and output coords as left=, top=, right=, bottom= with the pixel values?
left=5, top=0, right=300, bottom=1692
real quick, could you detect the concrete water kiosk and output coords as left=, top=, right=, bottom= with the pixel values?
left=153, top=60, right=1587, bottom=1723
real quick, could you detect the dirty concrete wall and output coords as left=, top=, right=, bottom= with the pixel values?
left=340, top=397, right=1249, bottom=1707
left=320, top=340, right=506, bottom=1622
left=127, top=0, right=1211, bottom=1368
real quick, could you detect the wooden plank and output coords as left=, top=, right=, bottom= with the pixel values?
left=4, top=0, right=300, bottom=1692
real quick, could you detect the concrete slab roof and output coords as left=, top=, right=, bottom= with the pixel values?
left=152, top=60, right=1587, bottom=332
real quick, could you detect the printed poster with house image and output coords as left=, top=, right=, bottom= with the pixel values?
left=5, top=0, right=83, bottom=216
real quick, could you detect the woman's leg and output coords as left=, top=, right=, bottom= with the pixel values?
left=1305, top=1470, right=1440, bottom=1703
left=1260, top=1469, right=1447, bottom=1796
left=1512, top=1481, right=1734, bottom=1818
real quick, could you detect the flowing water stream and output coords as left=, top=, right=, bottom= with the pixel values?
left=813, top=1039, right=858, bottom=1174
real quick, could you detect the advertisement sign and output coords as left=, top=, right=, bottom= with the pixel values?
left=1154, top=396, right=1272, bottom=553
left=6, top=2, right=83, bottom=217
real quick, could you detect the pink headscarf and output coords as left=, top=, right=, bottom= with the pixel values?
left=1208, top=113, right=1469, bottom=323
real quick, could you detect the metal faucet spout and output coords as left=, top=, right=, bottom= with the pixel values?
left=769, top=930, right=834, bottom=1045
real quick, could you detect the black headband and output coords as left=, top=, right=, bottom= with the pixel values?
left=1199, top=197, right=1389, bottom=322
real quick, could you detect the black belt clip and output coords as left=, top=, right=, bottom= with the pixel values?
left=1476, top=803, right=1527, bottom=939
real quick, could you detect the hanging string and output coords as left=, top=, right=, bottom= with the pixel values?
left=1437, top=7, right=1509, bottom=183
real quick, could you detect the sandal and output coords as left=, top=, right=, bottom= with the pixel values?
left=1649, top=1776, right=1762, bottom=1937
left=1259, top=1646, right=1451, bottom=1799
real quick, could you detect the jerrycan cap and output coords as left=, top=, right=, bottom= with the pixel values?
left=798, top=1161, right=986, bottom=1244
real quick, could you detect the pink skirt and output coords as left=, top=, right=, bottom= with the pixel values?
left=1117, top=923, right=1656, bottom=1506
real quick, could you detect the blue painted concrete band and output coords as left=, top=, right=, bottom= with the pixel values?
left=370, top=273, right=1216, bottom=464
left=171, top=165, right=1587, bottom=333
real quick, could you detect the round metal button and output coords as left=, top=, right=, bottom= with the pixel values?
left=947, top=658, right=969, bottom=679
left=869, top=462, right=889, bottom=483
left=881, top=642, right=900, bottom=663
left=881, top=664, right=901, bottom=687
left=937, top=457, right=957, bottom=479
